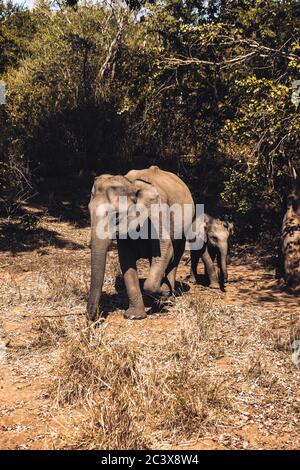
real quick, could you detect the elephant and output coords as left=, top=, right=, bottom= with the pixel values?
left=87, top=165, right=195, bottom=320
left=190, top=214, right=234, bottom=288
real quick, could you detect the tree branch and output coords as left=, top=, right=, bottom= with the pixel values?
left=164, top=40, right=299, bottom=69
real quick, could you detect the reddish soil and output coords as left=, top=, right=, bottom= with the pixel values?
left=0, top=212, right=299, bottom=449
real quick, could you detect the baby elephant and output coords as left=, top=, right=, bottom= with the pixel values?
left=190, top=215, right=234, bottom=288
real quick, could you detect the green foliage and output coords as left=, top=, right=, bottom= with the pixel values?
left=222, top=169, right=263, bottom=215
left=2, top=2, right=128, bottom=178
left=0, top=0, right=299, bottom=243
left=0, top=0, right=36, bottom=74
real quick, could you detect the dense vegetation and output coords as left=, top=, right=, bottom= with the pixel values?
left=0, top=0, right=299, bottom=242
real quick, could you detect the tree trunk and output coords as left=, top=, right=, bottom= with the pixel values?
left=282, top=176, right=300, bottom=290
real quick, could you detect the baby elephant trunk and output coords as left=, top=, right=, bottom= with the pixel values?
left=218, top=242, right=228, bottom=284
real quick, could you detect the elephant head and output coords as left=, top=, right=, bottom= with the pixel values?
left=205, top=216, right=234, bottom=284
left=87, top=174, right=160, bottom=320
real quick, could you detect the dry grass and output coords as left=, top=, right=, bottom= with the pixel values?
left=1, top=215, right=299, bottom=449
left=47, top=297, right=231, bottom=449
left=266, top=317, right=300, bottom=354
left=245, top=354, right=280, bottom=391
left=60, top=396, right=149, bottom=450
left=43, top=266, right=88, bottom=304
left=52, top=329, right=149, bottom=449
left=31, top=317, right=68, bottom=348
left=290, top=322, right=300, bottom=346
left=14, top=270, right=297, bottom=449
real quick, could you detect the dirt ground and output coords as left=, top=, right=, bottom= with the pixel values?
left=0, top=205, right=299, bottom=450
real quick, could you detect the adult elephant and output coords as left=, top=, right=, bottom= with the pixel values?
left=190, top=214, right=234, bottom=288
left=87, top=166, right=195, bottom=320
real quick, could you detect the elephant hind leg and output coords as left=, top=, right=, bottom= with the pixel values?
left=144, top=239, right=174, bottom=295
left=161, top=239, right=186, bottom=296
left=190, top=248, right=201, bottom=282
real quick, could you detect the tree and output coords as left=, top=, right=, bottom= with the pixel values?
left=282, top=174, right=300, bottom=290
left=0, top=0, right=35, bottom=74
left=1, top=0, right=299, bottom=250
left=3, top=1, right=129, bottom=177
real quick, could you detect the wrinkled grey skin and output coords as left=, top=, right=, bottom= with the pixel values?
left=190, top=214, right=234, bottom=288
left=87, top=166, right=195, bottom=320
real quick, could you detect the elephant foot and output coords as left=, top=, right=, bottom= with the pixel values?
left=209, top=281, right=220, bottom=289
left=86, top=303, right=100, bottom=322
left=124, top=307, right=147, bottom=320
left=159, top=285, right=172, bottom=298
left=143, top=278, right=162, bottom=297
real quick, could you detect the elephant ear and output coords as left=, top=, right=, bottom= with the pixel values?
left=125, top=170, right=152, bottom=184
left=187, top=213, right=207, bottom=248
left=204, top=213, right=210, bottom=230
left=92, top=174, right=113, bottom=196
left=94, top=174, right=113, bottom=187
left=134, top=179, right=161, bottom=208
left=227, top=222, right=234, bottom=235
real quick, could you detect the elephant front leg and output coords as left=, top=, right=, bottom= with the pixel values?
left=161, top=239, right=186, bottom=296
left=144, top=239, right=174, bottom=296
left=117, top=240, right=146, bottom=320
left=202, top=246, right=219, bottom=289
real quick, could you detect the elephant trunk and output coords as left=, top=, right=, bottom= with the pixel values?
left=87, top=230, right=111, bottom=321
left=218, top=243, right=228, bottom=284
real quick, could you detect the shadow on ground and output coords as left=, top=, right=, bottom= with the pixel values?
left=0, top=215, right=84, bottom=254
left=29, top=175, right=91, bottom=228
left=224, top=255, right=300, bottom=311
left=0, top=175, right=91, bottom=253
left=97, top=278, right=191, bottom=318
